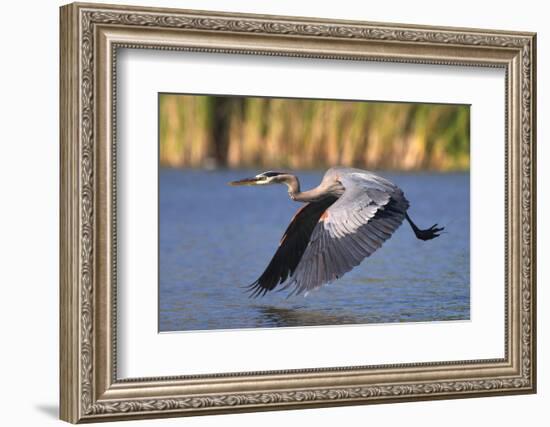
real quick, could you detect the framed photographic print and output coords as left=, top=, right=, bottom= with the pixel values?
left=60, top=2, right=537, bottom=423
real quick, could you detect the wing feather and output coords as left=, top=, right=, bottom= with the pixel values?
left=286, top=171, right=409, bottom=295
left=247, top=196, right=338, bottom=297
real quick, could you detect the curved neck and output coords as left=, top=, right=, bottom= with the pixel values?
left=280, top=174, right=328, bottom=203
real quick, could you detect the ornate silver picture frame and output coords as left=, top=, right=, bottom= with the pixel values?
left=60, top=2, right=536, bottom=423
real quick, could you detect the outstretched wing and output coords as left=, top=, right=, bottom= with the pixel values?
left=281, top=172, right=409, bottom=296
left=247, top=196, right=338, bottom=297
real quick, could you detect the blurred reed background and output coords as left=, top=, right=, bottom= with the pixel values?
left=159, top=94, right=469, bottom=171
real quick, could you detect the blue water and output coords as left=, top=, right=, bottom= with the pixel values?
left=159, top=169, right=470, bottom=332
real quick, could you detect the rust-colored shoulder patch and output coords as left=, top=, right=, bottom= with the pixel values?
left=319, top=210, right=330, bottom=222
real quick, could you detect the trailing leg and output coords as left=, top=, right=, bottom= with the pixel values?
left=405, top=213, right=444, bottom=241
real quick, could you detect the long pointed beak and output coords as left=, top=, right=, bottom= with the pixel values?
left=228, top=176, right=261, bottom=186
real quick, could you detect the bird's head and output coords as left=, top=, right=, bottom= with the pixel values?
left=229, top=171, right=288, bottom=186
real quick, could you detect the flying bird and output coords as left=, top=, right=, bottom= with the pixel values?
left=230, top=167, right=444, bottom=297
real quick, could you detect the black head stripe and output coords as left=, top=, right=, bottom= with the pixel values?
left=261, top=171, right=284, bottom=177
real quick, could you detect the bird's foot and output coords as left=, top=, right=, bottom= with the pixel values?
left=415, top=224, right=444, bottom=241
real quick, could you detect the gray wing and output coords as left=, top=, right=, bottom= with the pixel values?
left=281, top=171, right=409, bottom=296
left=246, top=196, right=338, bottom=297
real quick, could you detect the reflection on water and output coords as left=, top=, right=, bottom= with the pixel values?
left=252, top=305, right=361, bottom=328
left=159, top=169, right=470, bottom=332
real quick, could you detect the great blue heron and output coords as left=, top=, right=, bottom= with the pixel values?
left=230, top=167, right=444, bottom=297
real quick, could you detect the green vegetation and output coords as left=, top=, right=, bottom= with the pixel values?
left=159, top=94, right=469, bottom=171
